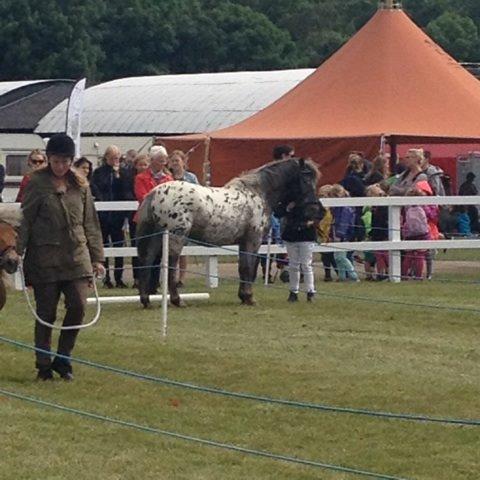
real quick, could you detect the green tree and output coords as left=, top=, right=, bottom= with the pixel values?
left=100, top=0, right=176, bottom=79
left=427, top=11, right=479, bottom=61
left=0, top=0, right=105, bottom=80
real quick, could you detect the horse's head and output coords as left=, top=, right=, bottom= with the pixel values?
left=290, top=158, right=319, bottom=206
left=0, top=222, right=20, bottom=274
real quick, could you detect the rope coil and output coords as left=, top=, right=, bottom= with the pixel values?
left=18, top=264, right=102, bottom=331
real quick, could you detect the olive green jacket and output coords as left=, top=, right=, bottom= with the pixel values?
left=19, top=169, right=104, bottom=285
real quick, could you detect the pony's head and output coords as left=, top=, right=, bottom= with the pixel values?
left=285, top=158, right=319, bottom=206
left=0, top=205, right=22, bottom=274
left=0, top=222, right=19, bottom=274
left=238, top=157, right=320, bottom=209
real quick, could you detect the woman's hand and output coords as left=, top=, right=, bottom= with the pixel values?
left=93, top=263, right=106, bottom=278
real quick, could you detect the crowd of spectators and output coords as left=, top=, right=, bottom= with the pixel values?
left=265, top=146, right=480, bottom=294
left=7, top=143, right=480, bottom=296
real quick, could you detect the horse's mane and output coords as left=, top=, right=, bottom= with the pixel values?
left=0, top=204, right=22, bottom=228
left=226, top=158, right=320, bottom=192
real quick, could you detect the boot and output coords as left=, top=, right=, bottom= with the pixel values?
left=287, top=291, right=298, bottom=302
left=36, top=366, right=53, bottom=381
left=52, top=357, right=74, bottom=381
left=307, top=291, right=315, bottom=302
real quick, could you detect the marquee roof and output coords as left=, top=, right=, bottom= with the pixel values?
left=36, top=70, right=313, bottom=135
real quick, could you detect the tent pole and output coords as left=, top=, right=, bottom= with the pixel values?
left=203, top=137, right=211, bottom=186
left=388, top=136, right=398, bottom=172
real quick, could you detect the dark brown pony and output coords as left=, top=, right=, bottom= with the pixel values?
left=0, top=206, right=21, bottom=311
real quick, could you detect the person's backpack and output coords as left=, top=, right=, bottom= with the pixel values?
left=403, top=206, right=429, bottom=238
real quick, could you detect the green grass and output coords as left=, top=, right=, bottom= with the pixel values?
left=1, top=271, right=479, bottom=480
left=435, top=248, right=480, bottom=262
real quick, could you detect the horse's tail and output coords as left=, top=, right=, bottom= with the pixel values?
left=136, top=194, right=160, bottom=308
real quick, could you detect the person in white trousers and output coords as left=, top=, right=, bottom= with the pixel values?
left=275, top=200, right=323, bottom=302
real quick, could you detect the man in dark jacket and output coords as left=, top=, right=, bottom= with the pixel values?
left=91, top=145, right=128, bottom=288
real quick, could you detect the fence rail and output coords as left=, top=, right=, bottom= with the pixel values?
left=8, top=197, right=480, bottom=289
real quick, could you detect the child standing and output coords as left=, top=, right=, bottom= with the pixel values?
left=317, top=185, right=337, bottom=282
left=366, top=184, right=389, bottom=280
left=401, top=183, right=432, bottom=279
left=330, top=184, right=359, bottom=282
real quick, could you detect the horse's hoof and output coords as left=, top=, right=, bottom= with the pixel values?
left=140, top=295, right=151, bottom=309
left=170, top=297, right=186, bottom=308
left=241, top=298, right=256, bottom=306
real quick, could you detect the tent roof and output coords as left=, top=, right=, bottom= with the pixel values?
left=0, top=80, right=73, bottom=132
left=36, top=70, right=313, bottom=135
left=209, top=8, right=480, bottom=143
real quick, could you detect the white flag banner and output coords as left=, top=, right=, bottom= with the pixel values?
left=65, top=78, right=86, bottom=158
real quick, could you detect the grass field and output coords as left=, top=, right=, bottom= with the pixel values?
left=1, top=265, right=479, bottom=480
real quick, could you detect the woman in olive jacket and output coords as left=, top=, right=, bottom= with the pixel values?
left=19, top=134, right=105, bottom=381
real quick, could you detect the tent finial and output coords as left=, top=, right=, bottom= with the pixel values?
left=378, top=0, right=402, bottom=9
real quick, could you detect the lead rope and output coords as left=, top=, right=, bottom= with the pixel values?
left=18, top=263, right=102, bottom=330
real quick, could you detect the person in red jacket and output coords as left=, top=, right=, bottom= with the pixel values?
left=16, top=149, right=47, bottom=202
left=134, top=145, right=173, bottom=204
left=134, top=145, right=173, bottom=294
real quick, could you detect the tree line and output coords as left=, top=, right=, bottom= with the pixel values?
left=0, top=0, right=479, bottom=81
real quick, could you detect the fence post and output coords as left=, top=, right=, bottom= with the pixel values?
left=161, top=230, right=169, bottom=338
left=206, top=256, right=219, bottom=288
left=388, top=205, right=401, bottom=283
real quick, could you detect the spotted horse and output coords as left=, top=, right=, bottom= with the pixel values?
left=136, top=158, right=321, bottom=307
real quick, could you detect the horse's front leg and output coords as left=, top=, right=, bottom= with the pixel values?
left=238, top=239, right=261, bottom=306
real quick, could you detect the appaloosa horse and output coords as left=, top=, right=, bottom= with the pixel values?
left=136, top=158, right=321, bottom=307
left=0, top=205, right=21, bottom=310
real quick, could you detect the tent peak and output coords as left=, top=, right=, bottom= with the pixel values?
left=378, top=0, right=402, bottom=10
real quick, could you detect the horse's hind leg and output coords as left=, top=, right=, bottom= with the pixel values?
left=168, top=253, right=184, bottom=307
left=138, top=241, right=162, bottom=308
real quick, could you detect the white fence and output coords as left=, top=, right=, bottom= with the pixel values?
left=9, top=197, right=480, bottom=289
left=96, top=197, right=480, bottom=287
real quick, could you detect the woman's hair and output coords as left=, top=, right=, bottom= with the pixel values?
left=318, top=184, right=333, bottom=198
left=73, top=157, right=93, bottom=180
left=329, top=184, right=349, bottom=198
left=407, top=148, right=425, bottom=165
left=169, top=149, right=187, bottom=161
left=134, top=153, right=150, bottom=166
left=33, top=164, right=87, bottom=189
left=102, top=145, right=121, bottom=164
left=27, top=149, right=46, bottom=164
left=366, top=155, right=390, bottom=180
left=347, top=153, right=364, bottom=173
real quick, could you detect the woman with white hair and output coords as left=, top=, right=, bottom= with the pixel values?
left=134, top=145, right=173, bottom=295
left=389, top=148, right=428, bottom=196
left=134, top=145, right=173, bottom=204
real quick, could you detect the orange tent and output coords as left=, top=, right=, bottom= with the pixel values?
left=163, top=6, right=480, bottom=185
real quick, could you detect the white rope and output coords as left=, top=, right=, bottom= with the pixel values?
left=19, top=263, right=102, bottom=331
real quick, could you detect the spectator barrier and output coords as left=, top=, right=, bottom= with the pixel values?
left=10, top=196, right=480, bottom=290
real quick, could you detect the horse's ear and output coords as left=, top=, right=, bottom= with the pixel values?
left=299, top=158, right=305, bottom=168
